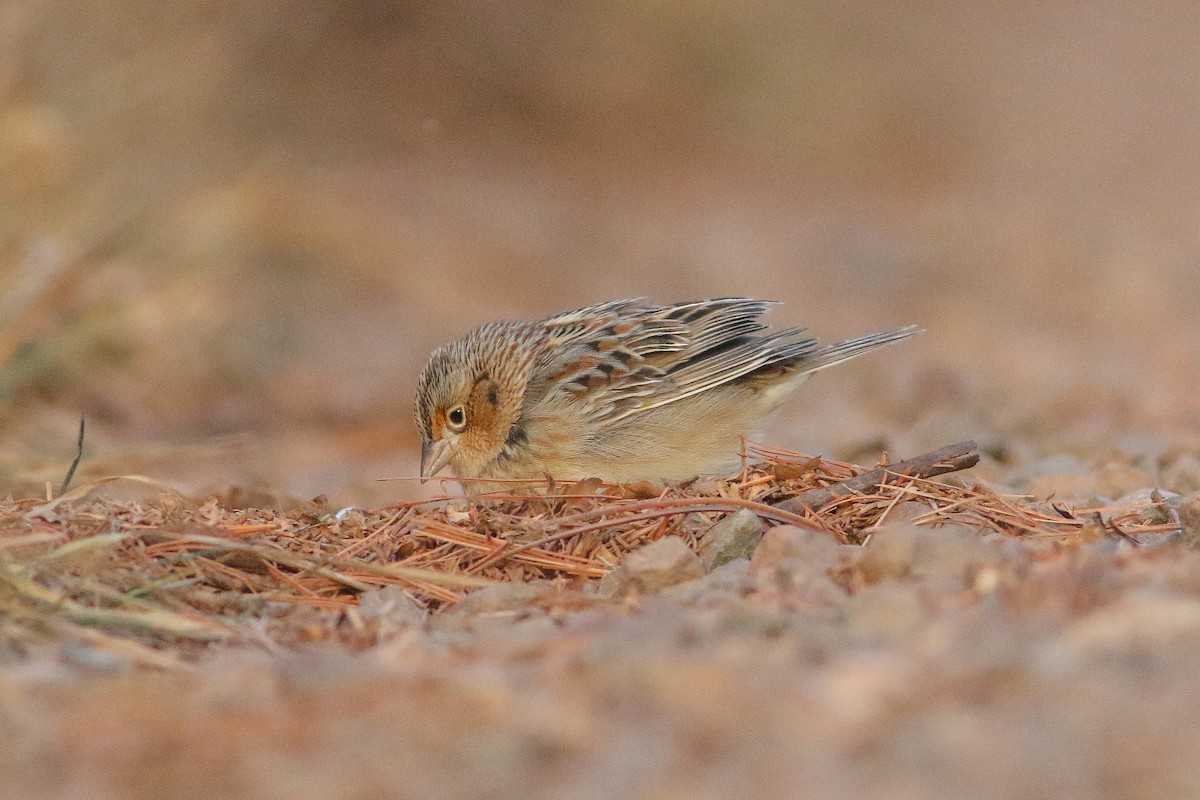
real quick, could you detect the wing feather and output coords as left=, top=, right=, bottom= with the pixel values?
left=524, top=298, right=919, bottom=426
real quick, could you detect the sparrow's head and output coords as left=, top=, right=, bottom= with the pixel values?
left=414, top=322, right=541, bottom=480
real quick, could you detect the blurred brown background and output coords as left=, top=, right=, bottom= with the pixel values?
left=2, top=1, right=1198, bottom=503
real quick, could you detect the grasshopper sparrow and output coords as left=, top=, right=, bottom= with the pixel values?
left=415, top=298, right=920, bottom=487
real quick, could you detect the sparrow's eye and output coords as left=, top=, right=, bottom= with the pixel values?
left=446, top=405, right=467, bottom=431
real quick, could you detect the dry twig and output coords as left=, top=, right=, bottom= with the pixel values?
left=775, top=440, right=980, bottom=513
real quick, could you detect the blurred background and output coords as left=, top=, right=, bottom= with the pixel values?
left=1, top=0, right=1198, bottom=503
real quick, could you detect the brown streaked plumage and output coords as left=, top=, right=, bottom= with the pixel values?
left=415, top=298, right=920, bottom=489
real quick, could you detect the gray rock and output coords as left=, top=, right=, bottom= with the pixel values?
left=856, top=521, right=1003, bottom=585
left=698, top=508, right=765, bottom=571
left=356, top=585, right=427, bottom=628
left=660, top=558, right=751, bottom=604
left=443, top=580, right=559, bottom=617
left=622, top=535, right=705, bottom=594
left=747, top=524, right=850, bottom=601
left=597, top=565, right=631, bottom=598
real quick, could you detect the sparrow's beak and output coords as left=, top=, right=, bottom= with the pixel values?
left=419, top=439, right=454, bottom=482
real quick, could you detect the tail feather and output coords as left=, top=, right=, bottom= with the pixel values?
left=793, top=325, right=923, bottom=373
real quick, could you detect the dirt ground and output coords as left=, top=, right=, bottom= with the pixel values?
left=2, top=2, right=1200, bottom=798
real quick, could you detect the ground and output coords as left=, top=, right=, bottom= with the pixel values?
left=2, top=2, right=1200, bottom=798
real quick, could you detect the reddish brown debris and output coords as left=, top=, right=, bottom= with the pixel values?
left=0, top=441, right=1180, bottom=661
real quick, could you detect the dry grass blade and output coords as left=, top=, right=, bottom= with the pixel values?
left=145, top=530, right=375, bottom=593
left=59, top=623, right=191, bottom=669
left=32, top=531, right=134, bottom=563
left=25, top=475, right=188, bottom=521
left=0, top=565, right=230, bottom=641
